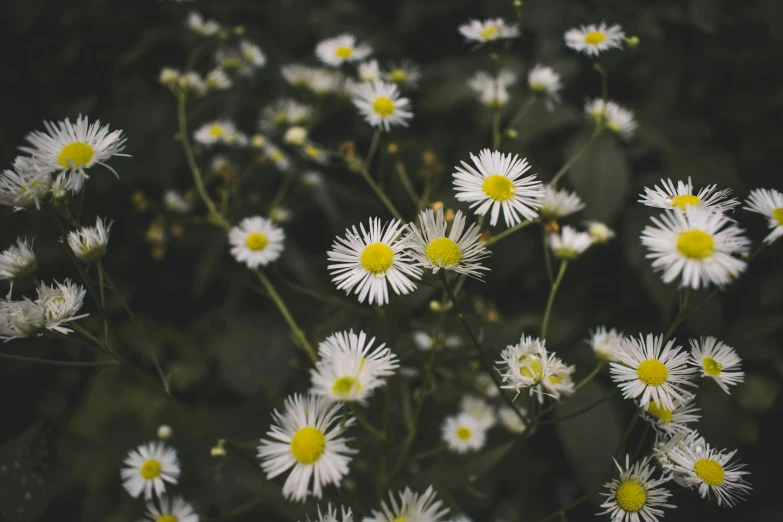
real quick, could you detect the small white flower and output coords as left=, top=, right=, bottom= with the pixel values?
left=588, top=326, right=624, bottom=362
left=282, top=64, right=316, bottom=88
left=0, top=238, right=37, bottom=280
left=205, top=68, right=232, bottom=90
left=585, top=99, right=638, bottom=139
left=0, top=157, right=52, bottom=210
left=639, top=177, right=739, bottom=213
left=284, top=126, right=309, bottom=147
left=302, top=171, right=325, bottom=188
left=304, top=504, right=354, bottom=522
left=548, top=226, right=593, bottom=260
left=269, top=206, right=292, bottom=224
left=260, top=99, right=312, bottom=133
left=585, top=221, right=616, bottom=243
left=475, top=372, right=500, bottom=398
left=365, top=486, right=449, bottom=522
left=541, top=363, right=576, bottom=402
left=406, top=209, right=490, bottom=279
left=496, top=334, right=571, bottom=403
left=302, top=143, right=329, bottom=165
left=384, top=60, right=422, bottom=90
left=258, top=394, right=356, bottom=503
left=468, top=70, right=516, bottom=108
left=240, top=40, right=266, bottom=68
left=0, top=296, right=45, bottom=341
left=193, top=121, right=247, bottom=147
left=744, top=187, right=783, bottom=243
left=565, top=22, right=625, bottom=57
left=528, top=64, right=562, bottom=108
left=36, top=279, right=88, bottom=334
left=164, top=190, right=193, bottom=214
left=539, top=185, right=585, bottom=221
left=67, top=217, right=111, bottom=262
left=610, top=333, right=697, bottom=410
left=156, top=425, right=173, bottom=440
left=358, top=60, right=381, bottom=82
left=229, top=216, right=284, bottom=268
left=351, top=80, right=413, bottom=131
left=121, top=441, right=180, bottom=499
left=185, top=11, right=219, bottom=36
left=140, top=495, right=198, bottom=522
left=460, top=395, right=496, bottom=429
left=459, top=18, right=519, bottom=44
left=441, top=413, right=487, bottom=454
left=498, top=406, right=527, bottom=434
left=452, top=149, right=543, bottom=227
left=177, top=72, right=206, bottom=95
left=21, top=115, right=127, bottom=193
left=264, top=143, right=291, bottom=171
left=159, top=67, right=180, bottom=87
left=641, top=394, right=700, bottom=436
left=309, top=69, right=341, bottom=95
left=641, top=206, right=750, bottom=289
left=688, top=336, right=744, bottom=393
left=599, top=455, right=674, bottom=522
left=316, top=34, right=371, bottom=67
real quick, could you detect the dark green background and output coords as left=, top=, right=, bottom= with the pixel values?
left=1, top=0, right=781, bottom=520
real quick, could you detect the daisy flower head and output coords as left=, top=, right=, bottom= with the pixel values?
left=141, top=495, right=198, bottom=522
left=229, top=216, right=285, bottom=268
left=641, top=206, right=750, bottom=289
left=384, top=60, right=422, bottom=90
left=459, top=18, right=519, bottom=44
left=304, top=504, right=353, bottom=522
left=164, top=190, right=194, bottom=214
left=496, top=334, right=570, bottom=402
left=639, top=177, right=739, bottom=214
left=441, top=413, right=487, bottom=454
left=257, top=393, right=356, bottom=502
left=460, top=395, right=497, bottom=429
left=599, top=455, right=674, bottom=522
left=588, top=326, right=624, bottom=362
left=498, top=406, right=527, bottom=434
left=67, top=217, right=111, bottom=262
left=159, top=67, right=180, bottom=88
left=121, top=441, right=180, bottom=499
left=264, top=143, right=291, bottom=171
left=565, top=22, right=625, bottom=57
left=282, top=64, right=316, bottom=89
left=21, top=115, right=127, bottom=193
left=327, top=218, right=421, bottom=306
left=316, top=34, right=371, bottom=67
left=351, top=80, right=412, bottom=131
left=585, top=99, right=638, bottom=139
left=528, top=64, right=562, bottom=108
left=177, top=72, right=206, bottom=96
left=358, top=60, right=381, bottom=82
left=310, top=329, right=399, bottom=404
left=610, top=333, right=697, bottom=410
left=366, top=486, right=449, bottom=522
left=0, top=157, right=52, bottom=210
left=468, top=70, right=516, bottom=108
left=36, top=279, right=88, bottom=334
left=474, top=372, right=500, bottom=398
left=641, top=393, right=700, bottom=436
left=539, top=185, right=585, bottom=221
left=406, top=209, right=490, bottom=279
left=0, top=238, right=37, bottom=281
left=452, top=149, right=543, bottom=227
left=205, top=68, right=232, bottom=91
left=548, top=225, right=593, bottom=260
left=284, top=126, right=309, bottom=147
left=688, top=336, right=744, bottom=393
left=309, top=69, right=341, bottom=95
left=0, top=297, right=45, bottom=341
left=665, top=432, right=751, bottom=507
left=194, top=120, right=246, bottom=147
left=240, top=40, right=266, bottom=69
left=185, top=11, right=219, bottom=36
left=744, top=188, right=783, bottom=243
left=541, top=363, right=576, bottom=402
left=586, top=221, right=616, bottom=244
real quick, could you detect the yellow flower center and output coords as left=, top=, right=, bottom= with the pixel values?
left=554, top=247, right=579, bottom=260
left=636, top=359, right=668, bottom=387
left=335, top=46, right=353, bottom=58
left=332, top=376, right=361, bottom=396
left=57, top=142, right=95, bottom=169
left=389, top=69, right=408, bottom=83
left=290, top=426, right=326, bottom=464
left=140, top=459, right=162, bottom=480
left=703, top=357, right=722, bottom=376
left=273, top=112, right=288, bottom=126
left=585, top=31, right=606, bottom=45
left=694, top=458, right=725, bottom=486
left=243, top=49, right=256, bottom=61
left=676, top=230, right=714, bottom=259
left=393, top=517, right=408, bottom=522
left=245, top=232, right=268, bottom=251
left=360, top=242, right=394, bottom=274
left=530, top=81, right=547, bottom=93
left=223, top=57, right=243, bottom=70
left=305, top=145, right=322, bottom=159
left=519, top=355, right=544, bottom=382
left=456, top=427, right=472, bottom=440
left=670, top=194, right=701, bottom=210
left=425, top=237, right=462, bottom=266
left=209, top=125, right=225, bottom=137
left=157, top=516, right=178, bottom=522
left=482, top=174, right=516, bottom=201
left=606, top=121, right=623, bottom=133
left=373, top=97, right=395, bottom=117
left=480, top=26, right=497, bottom=39
left=615, top=480, right=646, bottom=512
left=772, top=208, right=783, bottom=226
left=646, top=401, right=673, bottom=424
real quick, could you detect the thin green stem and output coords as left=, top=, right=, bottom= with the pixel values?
left=103, top=269, right=137, bottom=321
left=0, top=352, right=118, bottom=368
left=394, top=159, right=420, bottom=206
left=614, top=409, right=641, bottom=458
left=96, top=260, right=109, bottom=343
left=357, top=165, right=404, bottom=221
left=500, top=96, right=535, bottom=146
left=549, top=126, right=602, bottom=187
left=267, top=174, right=293, bottom=215
left=631, top=423, right=651, bottom=461
left=71, top=323, right=106, bottom=350
left=411, top=444, right=446, bottom=462
left=543, top=232, right=554, bottom=285
left=349, top=404, right=385, bottom=440
left=486, top=218, right=537, bottom=246
left=363, top=128, right=382, bottom=170
left=536, top=389, right=616, bottom=426
left=663, top=288, right=692, bottom=344
left=573, top=362, right=604, bottom=393
left=492, top=108, right=501, bottom=149
left=535, top=487, right=601, bottom=522
left=541, top=261, right=568, bottom=339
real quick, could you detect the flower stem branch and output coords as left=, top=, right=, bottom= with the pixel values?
left=573, top=362, right=604, bottom=393
left=363, top=127, right=382, bottom=170
left=486, top=218, right=537, bottom=246
left=541, top=261, right=568, bottom=338
left=535, top=389, right=616, bottom=426
left=549, top=126, right=602, bottom=187
left=0, top=352, right=119, bottom=368
left=356, top=164, right=405, bottom=221
left=394, top=159, right=420, bottom=206
left=349, top=404, right=385, bottom=440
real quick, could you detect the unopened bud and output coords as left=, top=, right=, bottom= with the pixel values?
left=387, top=143, right=399, bottom=155
left=157, top=425, right=173, bottom=440
left=625, top=36, right=640, bottom=48
left=506, top=128, right=518, bottom=139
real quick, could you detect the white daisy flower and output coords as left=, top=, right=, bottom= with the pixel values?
left=310, top=329, right=399, bottom=404
left=610, top=333, right=697, bottom=410
left=496, top=334, right=571, bottom=402
left=0, top=238, right=37, bottom=281
left=665, top=432, right=751, bottom=507
left=177, top=72, right=206, bottom=96
left=205, top=68, right=232, bottom=91
left=257, top=393, right=356, bottom=503
left=641, top=394, right=700, bottom=436
left=468, top=70, right=516, bottom=108
left=240, top=40, right=266, bottom=69
left=67, top=217, right=111, bottom=262
left=639, top=177, right=739, bottom=213
left=351, top=80, right=413, bottom=131
left=156, top=425, right=173, bottom=440
left=0, top=297, right=45, bottom=341
left=452, top=149, right=543, bottom=227
left=459, top=18, right=519, bottom=44
left=140, top=495, right=198, bottom=522
left=744, top=187, right=783, bottom=243
left=586, top=221, right=616, bottom=243
left=264, top=143, right=291, bottom=171
left=304, top=504, right=354, bottom=522
left=498, top=406, right=527, bottom=434
left=284, top=126, right=308, bottom=147
left=316, top=34, right=371, bottom=67
left=193, top=121, right=247, bottom=147
left=309, top=69, right=341, bottom=95
left=413, top=331, right=435, bottom=351
left=229, top=216, right=285, bottom=269
left=441, top=413, right=487, bottom=454
left=384, top=60, right=422, bottom=90
left=282, top=64, right=316, bottom=89
left=599, top=455, right=674, bottom=522
left=585, top=99, right=638, bottom=139
left=528, top=64, right=562, bottom=109
left=565, top=22, right=625, bottom=57
left=302, top=143, right=329, bottom=165
left=641, top=206, right=750, bottom=289
left=652, top=431, right=692, bottom=477
left=0, top=157, right=52, bottom=210
left=302, top=171, right=325, bottom=188
left=406, top=209, right=490, bottom=279
left=688, top=336, right=744, bottom=393
left=36, top=279, right=88, bottom=334
left=588, top=326, right=624, bottom=362
left=327, top=217, right=421, bottom=306
left=269, top=206, right=292, bottom=224
left=121, top=441, right=180, bottom=499
left=460, top=395, right=496, bottom=429
left=547, top=225, right=593, bottom=260
left=185, top=11, right=219, bottom=36
left=159, top=67, right=180, bottom=87
left=539, top=185, right=585, bottom=221
left=541, top=363, right=576, bottom=402
left=365, top=486, right=449, bottom=522
left=358, top=60, right=382, bottom=82
left=164, top=190, right=193, bottom=214
left=21, top=115, right=127, bottom=193
left=475, top=372, right=500, bottom=398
